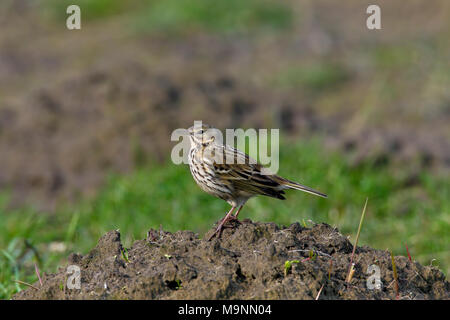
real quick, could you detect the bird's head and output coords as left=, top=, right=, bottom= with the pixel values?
left=188, top=123, right=218, bottom=147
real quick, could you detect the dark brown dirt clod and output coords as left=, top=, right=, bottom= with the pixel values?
left=13, top=220, right=449, bottom=300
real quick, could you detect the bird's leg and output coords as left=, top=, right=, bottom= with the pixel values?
left=220, top=206, right=241, bottom=224
left=233, top=205, right=244, bottom=219
left=207, top=206, right=236, bottom=241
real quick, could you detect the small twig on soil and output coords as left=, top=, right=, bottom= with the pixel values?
left=316, top=283, right=325, bottom=300
left=346, top=197, right=368, bottom=282
left=405, top=242, right=412, bottom=262
left=346, top=263, right=356, bottom=283
left=63, top=274, right=67, bottom=297
left=159, top=224, right=164, bottom=239
left=390, top=251, right=399, bottom=300
left=328, top=259, right=333, bottom=280
left=34, top=263, right=43, bottom=286
left=14, top=280, right=39, bottom=290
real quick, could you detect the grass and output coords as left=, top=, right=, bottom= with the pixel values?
left=272, top=62, right=350, bottom=92
left=284, top=260, right=300, bottom=276
left=346, top=198, right=368, bottom=283
left=135, top=0, right=293, bottom=34
left=42, top=0, right=293, bottom=35
left=41, top=0, right=131, bottom=21
left=0, top=139, right=448, bottom=299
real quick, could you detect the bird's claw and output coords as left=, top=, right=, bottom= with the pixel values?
left=207, top=215, right=240, bottom=241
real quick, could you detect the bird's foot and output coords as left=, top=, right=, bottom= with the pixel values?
left=207, top=215, right=240, bottom=241
left=220, top=214, right=238, bottom=224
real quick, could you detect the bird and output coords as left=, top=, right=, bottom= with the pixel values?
left=187, top=123, right=327, bottom=240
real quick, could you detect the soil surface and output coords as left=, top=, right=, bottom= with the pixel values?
left=13, top=220, right=449, bottom=300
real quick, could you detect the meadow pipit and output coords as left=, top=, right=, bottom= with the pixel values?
left=187, top=123, right=326, bottom=240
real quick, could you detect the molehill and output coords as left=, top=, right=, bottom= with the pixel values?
left=13, top=220, right=449, bottom=300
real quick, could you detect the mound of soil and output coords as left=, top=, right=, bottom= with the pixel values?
left=13, top=220, right=449, bottom=300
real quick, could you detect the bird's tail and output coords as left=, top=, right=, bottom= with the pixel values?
left=280, top=178, right=327, bottom=198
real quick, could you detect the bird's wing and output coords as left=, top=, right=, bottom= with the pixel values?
left=200, top=143, right=326, bottom=199
left=209, top=145, right=285, bottom=198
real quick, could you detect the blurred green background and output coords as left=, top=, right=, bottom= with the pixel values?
left=0, top=0, right=449, bottom=299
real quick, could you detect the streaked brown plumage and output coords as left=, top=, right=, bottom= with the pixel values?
left=187, top=123, right=327, bottom=240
